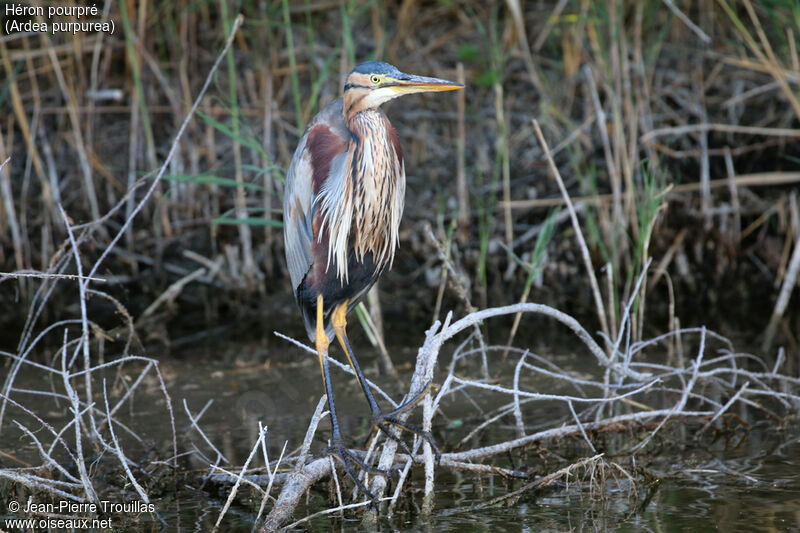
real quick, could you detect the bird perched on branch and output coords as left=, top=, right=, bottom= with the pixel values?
left=283, top=60, right=462, bottom=498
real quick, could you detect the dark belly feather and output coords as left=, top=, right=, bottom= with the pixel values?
left=296, top=250, right=384, bottom=341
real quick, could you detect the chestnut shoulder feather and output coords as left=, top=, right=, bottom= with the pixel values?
left=282, top=99, right=349, bottom=292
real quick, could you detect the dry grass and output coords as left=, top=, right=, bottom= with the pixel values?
left=0, top=1, right=798, bottom=341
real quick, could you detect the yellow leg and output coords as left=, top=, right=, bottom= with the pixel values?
left=311, top=294, right=390, bottom=501
left=332, top=299, right=383, bottom=416
left=332, top=298, right=441, bottom=460
left=315, top=294, right=329, bottom=388
left=331, top=299, right=348, bottom=346
left=332, top=300, right=363, bottom=390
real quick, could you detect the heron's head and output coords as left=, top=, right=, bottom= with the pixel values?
left=343, top=60, right=463, bottom=117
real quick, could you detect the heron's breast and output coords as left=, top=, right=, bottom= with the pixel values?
left=316, top=110, right=405, bottom=282
left=352, top=129, right=405, bottom=265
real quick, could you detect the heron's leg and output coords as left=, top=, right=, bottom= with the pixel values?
left=315, top=295, right=387, bottom=500
left=331, top=302, right=440, bottom=460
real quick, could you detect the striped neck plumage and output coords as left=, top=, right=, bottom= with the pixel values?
left=319, top=109, right=405, bottom=283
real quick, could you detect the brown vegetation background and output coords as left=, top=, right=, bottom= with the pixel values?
left=1, top=0, right=799, bottom=355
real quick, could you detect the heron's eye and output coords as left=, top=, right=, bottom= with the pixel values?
left=370, top=75, right=381, bottom=85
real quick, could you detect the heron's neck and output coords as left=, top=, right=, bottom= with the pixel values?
left=345, top=108, right=384, bottom=139
left=346, top=110, right=391, bottom=185
left=328, top=108, right=404, bottom=279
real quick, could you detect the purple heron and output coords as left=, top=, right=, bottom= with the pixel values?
left=282, top=61, right=462, bottom=498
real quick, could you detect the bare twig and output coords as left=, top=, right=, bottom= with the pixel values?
left=661, top=0, right=712, bottom=43
left=213, top=423, right=269, bottom=531
left=532, top=119, right=610, bottom=345
left=85, top=15, right=244, bottom=282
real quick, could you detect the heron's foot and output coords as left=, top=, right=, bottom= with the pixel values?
left=368, top=382, right=442, bottom=463
left=321, top=439, right=390, bottom=502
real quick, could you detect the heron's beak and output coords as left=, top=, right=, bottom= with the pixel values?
left=390, top=73, right=463, bottom=94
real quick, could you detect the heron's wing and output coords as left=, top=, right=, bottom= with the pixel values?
left=283, top=99, right=350, bottom=292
